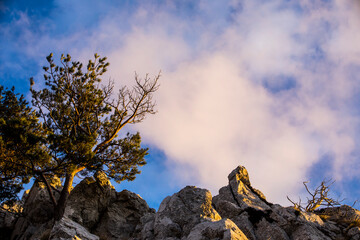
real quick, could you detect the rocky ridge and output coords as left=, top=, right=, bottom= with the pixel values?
left=1, top=166, right=360, bottom=240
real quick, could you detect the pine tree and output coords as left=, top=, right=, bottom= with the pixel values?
left=0, top=53, right=160, bottom=220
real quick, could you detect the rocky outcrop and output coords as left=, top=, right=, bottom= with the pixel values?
left=186, top=218, right=248, bottom=240
left=94, top=189, right=155, bottom=240
left=3, top=165, right=360, bottom=240
left=7, top=171, right=154, bottom=240
left=64, top=171, right=115, bottom=230
left=211, top=165, right=360, bottom=240
left=213, top=166, right=270, bottom=214
left=11, top=177, right=62, bottom=240
left=151, top=186, right=222, bottom=239
left=63, top=170, right=155, bottom=240
left=49, top=217, right=99, bottom=240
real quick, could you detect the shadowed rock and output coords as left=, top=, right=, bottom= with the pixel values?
left=64, top=171, right=115, bottom=230
left=11, top=177, right=62, bottom=240
left=94, top=189, right=154, bottom=240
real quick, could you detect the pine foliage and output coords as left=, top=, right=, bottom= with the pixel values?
left=0, top=53, right=159, bottom=219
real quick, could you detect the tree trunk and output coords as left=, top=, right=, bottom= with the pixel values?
left=53, top=172, right=75, bottom=221
left=40, top=173, right=58, bottom=208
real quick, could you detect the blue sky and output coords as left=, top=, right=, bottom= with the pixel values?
left=2, top=0, right=360, bottom=209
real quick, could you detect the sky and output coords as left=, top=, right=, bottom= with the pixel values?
left=1, top=0, right=360, bottom=210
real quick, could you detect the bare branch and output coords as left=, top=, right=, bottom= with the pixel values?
left=94, top=72, right=160, bottom=153
left=288, top=179, right=343, bottom=212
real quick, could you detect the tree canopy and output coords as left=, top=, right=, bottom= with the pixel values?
left=0, top=53, right=160, bottom=219
left=0, top=86, right=49, bottom=206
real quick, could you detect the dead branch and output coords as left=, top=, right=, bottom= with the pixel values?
left=288, top=179, right=343, bottom=212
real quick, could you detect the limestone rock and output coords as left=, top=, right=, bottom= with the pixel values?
left=186, top=218, right=248, bottom=240
left=5, top=165, right=360, bottom=240
left=227, top=166, right=270, bottom=211
left=213, top=166, right=270, bottom=215
left=231, top=212, right=256, bottom=240
left=290, top=224, right=331, bottom=240
left=298, top=211, right=324, bottom=227
left=136, top=212, right=156, bottom=240
left=154, top=186, right=221, bottom=239
left=22, top=178, right=61, bottom=223
left=317, top=205, right=360, bottom=225
left=213, top=166, right=274, bottom=239
left=49, top=217, right=99, bottom=240
left=347, top=227, right=360, bottom=240
left=228, top=166, right=251, bottom=186
left=64, top=171, right=115, bottom=230
left=94, top=190, right=154, bottom=240
left=11, top=177, right=62, bottom=240
left=254, top=218, right=290, bottom=240
left=214, top=199, right=242, bottom=219
left=269, top=205, right=296, bottom=226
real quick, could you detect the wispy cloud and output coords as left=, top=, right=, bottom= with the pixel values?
left=2, top=0, right=360, bottom=205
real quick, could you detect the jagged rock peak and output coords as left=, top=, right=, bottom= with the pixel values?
left=228, top=165, right=251, bottom=187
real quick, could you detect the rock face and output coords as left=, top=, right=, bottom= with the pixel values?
left=94, top=189, right=154, bottom=240
left=64, top=171, right=115, bottom=230
left=213, top=166, right=270, bottom=214
left=49, top=217, right=99, bottom=240
left=4, top=165, right=360, bottom=240
left=0, top=204, right=21, bottom=240
left=64, top=171, right=155, bottom=240
left=210, top=166, right=360, bottom=240
left=152, top=186, right=222, bottom=239
left=186, top=218, right=248, bottom=240
left=11, top=177, right=62, bottom=240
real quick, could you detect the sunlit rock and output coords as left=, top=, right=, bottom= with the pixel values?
left=187, top=218, right=248, bottom=240
left=153, top=186, right=221, bottom=239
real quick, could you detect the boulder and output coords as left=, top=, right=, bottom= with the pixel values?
left=94, top=190, right=154, bottom=240
left=49, top=217, right=99, bottom=240
left=316, top=205, right=360, bottom=226
left=186, top=218, right=248, bottom=240
left=64, top=171, right=115, bottom=230
left=153, top=186, right=221, bottom=239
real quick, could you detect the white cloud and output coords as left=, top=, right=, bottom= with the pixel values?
left=4, top=0, right=360, bottom=205
left=130, top=0, right=360, bottom=204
